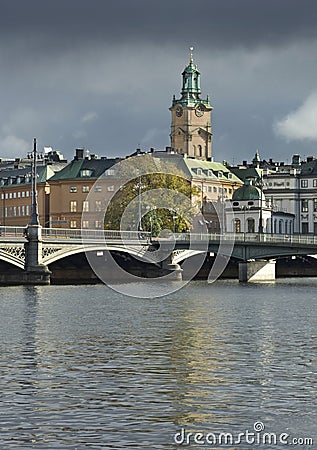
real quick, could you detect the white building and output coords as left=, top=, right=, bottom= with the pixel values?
left=226, top=180, right=295, bottom=234
left=263, top=156, right=317, bottom=234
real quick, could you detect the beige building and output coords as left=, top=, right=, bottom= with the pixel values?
left=48, top=149, right=122, bottom=229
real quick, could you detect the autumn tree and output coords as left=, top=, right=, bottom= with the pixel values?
left=103, top=154, right=199, bottom=235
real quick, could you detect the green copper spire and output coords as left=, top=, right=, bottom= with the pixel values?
left=171, top=47, right=211, bottom=109
left=181, top=46, right=201, bottom=98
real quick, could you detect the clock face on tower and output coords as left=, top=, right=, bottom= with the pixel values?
left=176, top=105, right=183, bottom=117
left=195, top=104, right=205, bottom=117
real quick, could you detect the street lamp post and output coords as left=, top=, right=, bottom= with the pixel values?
left=30, top=138, right=40, bottom=226
left=1, top=179, right=7, bottom=227
left=258, top=173, right=264, bottom=234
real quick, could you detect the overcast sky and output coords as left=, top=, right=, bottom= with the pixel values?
left=1, top=0, right=317, bottom=163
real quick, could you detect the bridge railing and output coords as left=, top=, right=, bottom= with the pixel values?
left=1, top=226, right=317, bottom=246
left=173, top=231, right=317, bottom=245
left=0, top=226, right=26, bottom=237
left=41, top=227, right=151, bottom=241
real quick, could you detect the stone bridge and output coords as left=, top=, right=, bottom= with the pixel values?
left=1, top=226, right=317, bottom=284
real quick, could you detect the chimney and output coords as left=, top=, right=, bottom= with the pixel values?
left=75, top=148, right=84, bottom=160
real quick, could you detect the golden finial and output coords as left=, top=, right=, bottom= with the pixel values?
left=189, top=46, right=194, bottom=63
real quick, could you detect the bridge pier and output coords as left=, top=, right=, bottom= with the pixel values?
left=24, top=225, right=51, bottom=285
left=238, top=259, right=276, bottom=283
left=161, top=254, right=183, bottom=280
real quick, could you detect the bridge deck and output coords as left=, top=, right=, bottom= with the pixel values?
left=1, top=226, right=317, bottom=247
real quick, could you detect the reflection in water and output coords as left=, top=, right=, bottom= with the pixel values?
left=0, top=280, right=315, bottom=448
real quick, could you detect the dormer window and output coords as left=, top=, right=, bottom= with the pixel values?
left=218, top=171, right=223, bottom=178
left=197, top=168, right=202, bottom=175
left=207, top=170, right=213, bottom=177
left=80, top=169, right=93, bottom=177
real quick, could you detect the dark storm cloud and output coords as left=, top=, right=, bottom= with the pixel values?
left=1, top=0, right=317, bottom=48
left=1, top=0, right=317, bottom=162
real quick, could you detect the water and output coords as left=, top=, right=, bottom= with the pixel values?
left=0, top=280, right=316, bottom=449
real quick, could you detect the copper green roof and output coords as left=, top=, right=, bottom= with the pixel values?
left=49, top=157, right=122, bottom=181
left=232, top=183, right=264, bottom=201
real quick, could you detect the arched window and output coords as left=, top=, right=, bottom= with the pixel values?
left=247, top=218, right=255, bottom=233
left=274, top=219, right=277, bottom=233
left=198, top=145, right=202, bottom=157
left=285, top=220, right=288, bottom=235
left=279, top=219, right=283, bottom=234
left=234, top=218, right=241, bottom=233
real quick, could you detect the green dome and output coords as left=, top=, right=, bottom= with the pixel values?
left=233, top=183, right=264, bottom=201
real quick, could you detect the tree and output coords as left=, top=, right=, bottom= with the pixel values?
left=103, top=154, right=199, bottom=235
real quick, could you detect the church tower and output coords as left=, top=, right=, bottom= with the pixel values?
left=170, top=48, right=213, bottom=160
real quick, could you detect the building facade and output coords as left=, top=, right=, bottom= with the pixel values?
left=49, top=149, right=122, bottom=229
left=0, top=152, right=66, bottom=227
left=226, top=180, right=295, bottom=234
left=231, top=152, right=317, bottom=234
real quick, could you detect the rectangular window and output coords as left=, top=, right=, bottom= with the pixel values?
left=9, top=193, right=12, bottom=199
left=301, top=179, right=308, bottom=188
left=21, top=205, right=25, bottom=216
left=26, top=205, right=29, bottom=216
left=94, top=185, right=102, bottom=192
left=95, top=220, right=102, bottom=229
left=13, top=192, right=16, bottom=198
left=302, top=222, right=309, bottom=234
left=69, top=186, right=77, bottom=193
left=314, top=222, right=317, bottom=235
left=313, top=179, right=317, bottom=187
left=106, top=169, right=115, bottom=176
left=107, top=185, right=114, bottom=192
left=314, top=199, right=317, bottom=212
left=82, top=220, right=89, bottom=228
left=301, top=199, right=308, bottom=212
left=95, top=200, right=102, bottom=212
left=82, top=185, right=90, bottom=193
left=26, top=191, right=29, bottom=197
left=22, top=191, right=25, bottom=198
left=18, top=192, right=21, bottom=198
left=70, top=200, right=77, bottom=212
left=82, top=201, right=89, bottom=212
left=70, top=220, right=77, bottom=228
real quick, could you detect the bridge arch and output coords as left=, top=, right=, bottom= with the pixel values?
left=43, top=244, right=160, bottom=266
left=0, top=248, right=25, bottom=270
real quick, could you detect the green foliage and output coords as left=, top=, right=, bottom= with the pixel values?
left=104, top=155, right=199, bottom=234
